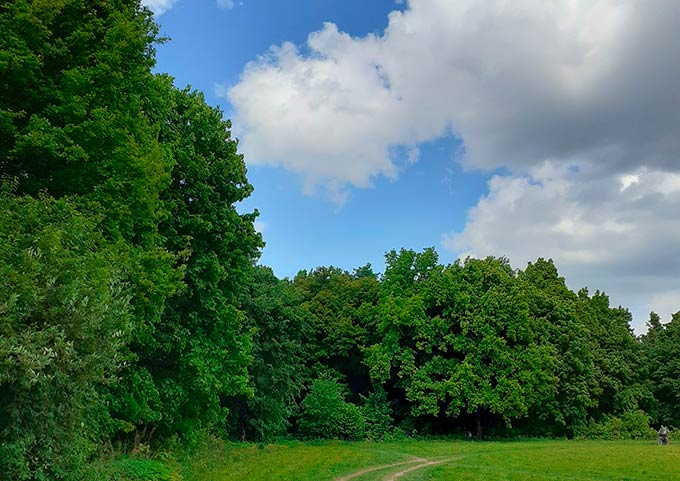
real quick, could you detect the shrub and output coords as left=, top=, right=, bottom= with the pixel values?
left=576, top=410, right=656, bottom=440
left=361, top=389, right=401, bottom=441
left=297, top=378, right=366, bottom=440
left=85, top=458, right=179, bottom=481
left=0, top=195, right=130, bottom=480
left=111, top=459, right=179, bottom=481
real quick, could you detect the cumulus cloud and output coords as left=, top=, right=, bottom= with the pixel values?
left=226, top=0, right=679, bottom=326
left=141, top=0, right=178, bottom=16
left=228, top=26, right=416, bottom=201
left=444, top=164, right=680, bottom=330
left=227, top=0, right=680, bottom=194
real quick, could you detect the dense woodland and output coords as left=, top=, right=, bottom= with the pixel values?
left=1, top=2, right=679, bottom=480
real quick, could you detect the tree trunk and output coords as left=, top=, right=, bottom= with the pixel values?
left=475, top=407, right=483, bottom=440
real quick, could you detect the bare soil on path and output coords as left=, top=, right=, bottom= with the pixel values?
left=383, top=458, right=451, bottom=480
left=334, top=456, right=452, bottom=481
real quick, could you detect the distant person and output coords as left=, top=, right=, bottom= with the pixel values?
left=658, top=425, right=669, bottom=445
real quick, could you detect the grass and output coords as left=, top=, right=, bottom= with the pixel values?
left=158, top=438, right=680, bottom=481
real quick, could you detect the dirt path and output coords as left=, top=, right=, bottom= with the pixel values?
left=334, top=456, right=451, bottom=481
left=383, top=458, right=451, bottom=480
left=334, top=457, right=426, bottom=481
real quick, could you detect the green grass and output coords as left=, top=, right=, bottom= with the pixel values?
left=161, top=439, right=679, bottom=481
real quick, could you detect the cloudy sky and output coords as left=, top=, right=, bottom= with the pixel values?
left=144, top=0, right=679, bottom=331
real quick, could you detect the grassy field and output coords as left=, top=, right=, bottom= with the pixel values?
left=165, top=439, right=679, bottom=481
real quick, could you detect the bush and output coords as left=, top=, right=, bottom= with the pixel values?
left=297, top=378, right=366, bottom=440
left=576, top=410, right=656, bottom=440
left=361, top=389, right=401, bottom=441
left=111, top=459, right=179, bottom=481
left=85, top=457, right=179, bottom=481
left=0, top=194, right=130, bottom=480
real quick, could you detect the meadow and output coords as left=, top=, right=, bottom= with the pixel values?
left=160, top=439, right=679, bottom=481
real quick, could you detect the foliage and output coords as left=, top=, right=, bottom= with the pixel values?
left=369, top=250, right=554, bottom=438
left=360, top=389, right=401, bottom=441
left=226, top=266, right=311, bottom=441
left=293, top=265, right=379, bottom=397
left=519, top=259, right=597, bottom=437
left=576, top=290, right=655, bottom=420
left=576, top=410, right=655, bottom=440
left=0, top=194, right=130, bottom=481
left=298, top=378, right=366, bottom=440
left=642, top=311, right=680, bottom=426
left=86, top=457, right=179, bottom=481
left=1, top=0, right=262, bottom=466
left=0, top=0, right=182, bottom=446
left=109, top=83, right=263, bottom=441
left=0, top=0, right=174, bottom=251
left=2, top=0, right=678, bottom=465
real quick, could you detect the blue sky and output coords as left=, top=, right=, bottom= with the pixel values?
left=154, top=0, right=403, bottom=91
left=150, top=0, right=489, bottom=276
left=239, top=139, right=489, bottom=277
left=144, top=0, right=680, bottom=330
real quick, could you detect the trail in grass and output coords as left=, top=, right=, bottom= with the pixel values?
left=335, top=456, right=453, bottom=481
left=383, top=458, right=452, bottom=481
left=334, top=456, right=426, bottom=481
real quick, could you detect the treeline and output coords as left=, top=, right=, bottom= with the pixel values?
left=259, top=254, right=677, bottom=442
left=0, top=2, right=679, bottom=481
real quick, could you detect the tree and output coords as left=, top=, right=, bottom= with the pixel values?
left=293, top=265, right=379, bottom=398
left=643, top=311, right=680, bottom=426
left=576, top=290, right=654, bottom=420
left=0, top=0, right=183, bottom=444
left=120, top=85, right=263, bottom=439
left=1, top=0, right=264, bottom=457
left=519, top=259, right=597, bottom=437
left=226, top=266, right=311, bottom=441
left=369, top=251, right=554, bottom=438
left=364, top=248, right=437, bottom=431
left=0, top=0, right=171, bottom=242
left=0, top=193, right=129, bottom=481
left=297, top=378, right=365, bottom=440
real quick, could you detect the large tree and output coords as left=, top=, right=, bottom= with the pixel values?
left=0, top=0, right=184, bottom=439
left=293, top=265, right=380, bottom=398
left=576, top=289, right=654, bottom=420
left=519, top=259, right=597, bottom=437
left=368, top=250, right=554, bottom=438
left=0, top=0, right=170, bottom=241
left=226, top=266, right=311, bottom=440
left=142, top=85, right=262, bottom=438
left=1, top=0, right=263, bottom=447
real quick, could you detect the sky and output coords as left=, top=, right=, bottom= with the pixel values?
left=142, top=0, right=680, bottom=332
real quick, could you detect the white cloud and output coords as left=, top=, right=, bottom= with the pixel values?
left=214, top=82, right=229, bottom=99
left=648, top=290, right=680, bottom=324
left=227, top=0, right=680, bottom=197
left=228, top=26, right=414, bottom=202
left=142, top=0, right=239, bottom=15
left=216, top=0, right=235, bottom=9
left=226, top=0, right=680, bottom=328
left=444, top=164, right=680, bottom=331
left=253, top=220, right=266, bottom=234
left=141, top=0, right=178, bottom=16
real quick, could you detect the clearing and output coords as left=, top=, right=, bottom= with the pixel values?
left=172, top=439, right=680, bottom=481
